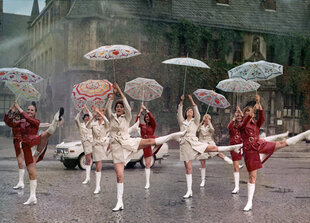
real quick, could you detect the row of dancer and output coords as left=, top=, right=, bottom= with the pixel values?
left=74, top=83, right=243, bottom=211
left=4, top=101, right=64, bottom=205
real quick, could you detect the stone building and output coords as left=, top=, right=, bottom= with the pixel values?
left=0, top=0, right=29, bottom=131
left=1, top=0, right=309, bottom=143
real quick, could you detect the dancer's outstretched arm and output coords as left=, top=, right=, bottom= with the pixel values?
left=188, top=94, right=200, bottom=126
left=177, top=95, right=185, bottom=126
left=114, top=82, right=132, bottom=121
left=14, top=101, right=40, bottom=127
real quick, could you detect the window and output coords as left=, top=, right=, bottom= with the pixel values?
left=216, top=0, right=229, bottom=5
left=0, top=93, right=15, bottom=118
left=233, top=41, right=243, bottom=62
left=265, top=0, right=276, bottom=11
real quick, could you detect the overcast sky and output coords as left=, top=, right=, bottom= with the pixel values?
left=3, top=0, right=45, bottom=15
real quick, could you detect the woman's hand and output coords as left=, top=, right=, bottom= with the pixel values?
left=14, top=101, right=23, bottom=113
left=180, top=94, right=185, bottom=101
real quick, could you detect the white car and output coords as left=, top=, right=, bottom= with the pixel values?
left=54, top=141, right=169, bottom=170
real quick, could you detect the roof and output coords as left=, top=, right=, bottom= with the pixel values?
left=2, top=13, right=29, bottom=37
left=66, top=0, right=310, bottom=36
left=66, top=0, right=104, bottom=19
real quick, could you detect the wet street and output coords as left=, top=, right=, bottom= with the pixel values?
left=1, top=136, right=310, bottom=223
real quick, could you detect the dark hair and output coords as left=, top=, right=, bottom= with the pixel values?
left=243, top=106, right=253, bottom=114
left=184, top=107, right=194, bottom=119
left=144, top=113, right=150, bottom=124
left=29, top=101, right=37, bottom=112
left=114, top=99, right=124, bottom=110
left=82, top=114, right=90, bottom=120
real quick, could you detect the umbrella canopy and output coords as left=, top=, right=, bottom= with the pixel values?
left=5, top=82, right=40, bottom=101
left=0, top=67, right=43, bottom=84
left=228, top=60, right=283, bottom=81
left=124, top=77, right=163, bottom=103
left=216, top=78, right=260, bottom=93
left=71, top=80, right=113, bottom=112
left=162, top=57, right=210, bottom=94
left=162, top=57, right=210, bottom=68
left=194, top=89, right=230, bottom=109
left=84, top=45, right=141, bottom=60
left=84, top=45, right=141, bottom=82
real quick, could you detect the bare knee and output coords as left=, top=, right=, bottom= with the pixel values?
left=249, top=174, right=256, bottom=184
left=200, top=160, right=206, bottom=168
left=233, top=161, right=239, bottom=172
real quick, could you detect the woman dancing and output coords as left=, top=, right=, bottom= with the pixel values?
left=227, top=107, right=244, bottom=194
left=87, top=107, right=110, bottom=194
left=136, top=104, right=161, bottom=189
left=6, top=101, right=63, bottom=204
left=197, top=114, right=234, bottom=187
left=238, top=94, right=310, bottom=211
left=75, top=105, right=93, bottom=184
left=4, top=108, right=25, bottom=189
left=106, top=83, right=186, bottom=211
left=177, top=95, right=242, bottom=199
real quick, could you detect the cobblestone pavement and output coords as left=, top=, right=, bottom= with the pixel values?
left=0, top=136, right=310, bottom=223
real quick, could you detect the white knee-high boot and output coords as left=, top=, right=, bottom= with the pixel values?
left=286, top=130, right=310, bottom=146
left=223, top=156, right=233, bottom=165
left=264, top=131, right=289, bottom=141
left=93, top=171, right=101, bottom=194
left=155, top=130, right=186, bottom=145
left=144, top=168, right=150, bottom=189
left=23, top=180, right=37, bottom=205
left=13, top=169, right=25, bottom=189
left=112, top=183, right=124, bottom=212
left=200, top=168, right=206, bottom=187
left=183, top=174, right=192, bottom=198
left=82, top=165, right=91, bottom=184
left=243, top=183, right=255, bottom=211
left=232, top=172, right=240, bottom=194
left=218, top=144, right=242, bottom=153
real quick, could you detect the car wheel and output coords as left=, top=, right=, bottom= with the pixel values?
left=125, top=161, right=136, bottom=169
left=78, top=153, right=86, bottom=170
left=63, top=159, right=77, bottom=169
left=139, top=155, right=155, bottom=168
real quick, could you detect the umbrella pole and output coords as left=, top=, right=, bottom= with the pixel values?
left=206, top=104, right=211, bottom=114
left=113, top=60, right=116, bottom=82
left=15, top=93, right=21, bottom=103
left=141, top=86, right=145, bottom=105
left=183, top=67, right=187, bottom=95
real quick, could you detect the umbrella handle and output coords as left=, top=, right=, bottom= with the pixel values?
left=141, top=87, right=145, bottom=105
left=113, top=60, right=116, bottom=82
left=183, top=67, right=187, bottom=95
left=206, top=104, right=210, bottom=114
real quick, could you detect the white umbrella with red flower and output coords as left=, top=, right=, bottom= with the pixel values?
left=5, top=82, right=41, bottom=101
left=0, top=67, right=43, bottom=83
left=194, top=89, right=230, bottom=113
left=84, top=45, right=141, bottom=82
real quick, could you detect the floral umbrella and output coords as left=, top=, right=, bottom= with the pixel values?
left=124, top=77, right=163, bottom=104
left=84, top=45, right=141, bottom=81
left=162, top=57, right=210, bottom=94
left=228, top=60, right=283, bottom=81
left=216, top=78, right=260, bottom=93
left=71, top=79, right=113, bottom=112
left=216, top=78, right=260, bottom=106
left=5, top=82, right=41, bottom=101
left=0, top=67, right=43, bottom=84
left=194, top=89, right=230, bottom=113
